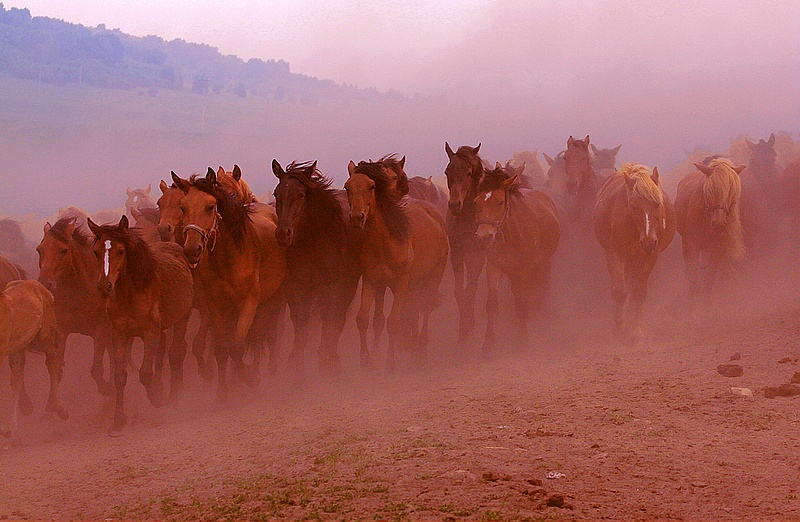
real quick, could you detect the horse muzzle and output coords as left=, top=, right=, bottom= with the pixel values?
left=475, top=224, right=497, bottom=245
left=640, top=237, right=659, bottom=255
left=183, top=242, right=203, bottom=267
left=97, top=279, right=114, bottom=298
left=448, top=199, right=464, bottom=215
left=158, top=223, right=174, bottom=242
left=350, top=212, right=366, bottom=230
left=566, top=180, right=578, bottom=195
left=276, top=227, right=293, bottom=247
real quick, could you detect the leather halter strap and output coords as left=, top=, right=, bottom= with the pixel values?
left=183, top=211, right=221, bottom=252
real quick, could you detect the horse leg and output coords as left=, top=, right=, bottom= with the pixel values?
left=192, top=306, right=213, bottom=383
left=286, top=298, right=311, bottom=386
left=606, top=251, right=627, bottom=339
left=7, top=350, right=27, bottom=437
left=386, top=280, right=410, bottom=373
left=510, top=270, right=533, bottom=348
left=462, top=252, right=486, bottom=343
left=140, top=329, right=165, bottom=408
left=355, top=280, right=376, bottom=367
left=91, top=328, right=114, bottom=396
left=628, top=257, right=656, bottom=345
left=232, top=295, right=260, bottom=387
left=450, top=248, right=467, bottom=342
left=482, top=264, right=502, bottom=353
left=212, top=321, right=232, bottom=404
left=372, top=286, right=387, bottom=356
left=258, top=298, right=283, bottom=377
left=168, top=311, right=190, bottom=402
left=108, top=333, right=130, bottom=436
left=682, top=240, right=702, bottom=319
left=43, top=328, right=68, bottom=420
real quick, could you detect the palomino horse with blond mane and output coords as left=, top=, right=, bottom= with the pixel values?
left=88, top=215, right=194, bottom=436
left=0, top=279, right=68, bottom=438
left=37, top=218, right=114, bottom=396
left=473, top=164, right=560, bottom=351
left=675, top=158, right=746, bottom=309
left=346, top=158, right=449, bottom=370
left=444, top=142, right=488, bottom=343
left=594, top=163, right=676, bottom=343
left=172, top=169, right=286, bottom=401
left=272, top=160, right=360, bottom=380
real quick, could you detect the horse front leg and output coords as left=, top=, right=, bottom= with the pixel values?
left=606, top=250, right=626, bottom=339
left=232, top=295, right=260, bottom=387
left=450, top=248, right=468, bottom=343
left=192, top=305, right=213, bottom=383
left=140, top=328, right=165, bottom=408
left=682, top=240, right=702, bottom=320
left=372, top=285, right=387, bottom=356
left=628, top=256, right=656, bottom=345
left=386, top=279, right=411, bottom=373
left=287, top=297, right=311, bottom=386
left=482, top=263, right=502, bottom=353
left=91, top=328, right=114, bottom=396
left=509, top=269, right=533, bottom=349
left=108, top=333, right=130, bottom=437
left=355, top=279, right=376, bottom=368
left=168, top=311, right=190, bottom=402
left=211, top=317, right=232, bottom=404
left=43, top=328, right=68, bottom=420
left=4, top=350, right=27, bottom=438
left=462, top=250, right=486, bottom=343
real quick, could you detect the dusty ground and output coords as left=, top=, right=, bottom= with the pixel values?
left=2, top=245, right=800, bottom=521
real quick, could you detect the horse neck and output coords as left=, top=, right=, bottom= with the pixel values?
left=363, top=205, right=396, bottom=249
left=69, top=240, right=101, bottom=294
left=296, top=189, right=345, bottom=246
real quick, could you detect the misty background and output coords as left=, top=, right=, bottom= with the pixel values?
left=0, top=0, right=798, bottom=218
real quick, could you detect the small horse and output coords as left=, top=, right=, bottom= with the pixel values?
left=124, top=184, right=156, bottom=218
left=0, top=279, right=67, bottom=438
left=594, top=163, right=676, bottom=343
left=473, top=165, right=560, bottom=351
left=563, top=135, right=606, bottom=231
left=444, top=142, right=489, bottom=342
left=272, top=160, right=360, bottom=379
left=37, top=219, right=114, bottom=396
left=87, top=215, right=194, bottom=436
left=346, top=159, right=449, bottom=370
left=172, top=169, right=286, bottom=402
left=675, top=158, right=746, bottom=309
left=130, top=207, right=161, bottom=243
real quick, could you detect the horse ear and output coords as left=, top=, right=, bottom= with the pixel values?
left=567, top=135, right=575, bottom=147
left=399, top=156, right=405, bottom=170
left=145, top=183, right=151, bottom=194
left=745, top=137, right=756, bottom=150
left=216, top=166, right=225, bottom=178
left=159, top=179, right=169, bottom=194
left=516, top=163, right=526, bottom=176
left=64, top=219, right=76, bottom=237
left=232, top=164, right=242, bottom=181
left=624, top=173, right=636, bottom=191
left=495, top=161, right=502, bottom=169
left=584, top=135, right=590, bottom=145
left=347, top=160, right=357, bottom=177
left=87, top=218, right=101, bottom=237
left=651, top=166, right=660, bottom=185
left=502, top=175, right=518, bottom=189
left=309, top=161, right=317, bottom=174
left=206, top=167, right=217, bottom=183
left=118, top=215, right=129, bottom=230
left=271, top=159, right=284, bottom=179
left=171, top=171, right=189, bottom=192
left=543, top=153, right=555, bottom=166
left=126, top=187, right=132, bottom=196
left=43, top=221, right=52, bottom=234
left=445, top=142, right=455, bottom=159
left=590, top=144, right=599, bottom=154
left=473, top=143, right=481, bottom=154
left=734, top=164, right=746, bottom=174
left=693, top=162, right=714, bottom=176
left=768, top=133, right=776, bottom=146
left=613, top=144, right=622, bottom=155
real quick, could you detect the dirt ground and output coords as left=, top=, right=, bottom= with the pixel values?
left=2, top=242, right=800, bottom=521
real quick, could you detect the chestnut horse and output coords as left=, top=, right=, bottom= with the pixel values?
left=474, top=165, right=560, bottom=351
left=272, top=160, right=360, bottom=379
left=0, top=254, right=27, bottom=288
left=130, top=207, right=161, bottom=243
left=87, top=215, right=194, bottom=436
left=594, top=163, right=676, bottom=343
left=443, top=142, right=488, bottom=343
left=172, top=169, right=286, bottom=402
left=346, top=160, right=449, bottom=370
left=675, top=158, right=746, bottom=309
left=1, top=279, right=67, bottom=438
left=37, top=218, right=114, bottom=396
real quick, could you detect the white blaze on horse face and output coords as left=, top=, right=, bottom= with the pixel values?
left=103, top=239, right=111, bottom=276
left=645, top=213, right=650, bottom=235
left=484, top=191, right=492, bottom=201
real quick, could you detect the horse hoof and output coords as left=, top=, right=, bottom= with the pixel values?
left=107, top=427, right=124, bottom=438
left=19, top=393, right=34, bottom=416
left=198, top=365, right=214, bottom=384
left=146, top=385, right=165, bottom=408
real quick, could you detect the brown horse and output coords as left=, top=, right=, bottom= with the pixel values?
left=217, top=165, right=259, bottom=204
left=740, top=134, right=782, bottom=253
left=87, top=215, right=194, bottom=436
left=408, top=176, right=448, bottom=218
left=272, top=160, right=360, bottom=379
left=0, top=218, right=36, bottom=275
left=130, top=207, right=161, bottom=243
left=675, top=158, right=746, bottom=308
left=474, top=165, right=560, bottom=351
left=124, top=184, right=156, bottom=218
left=346, top=160, right=449, bottom=370
left=510, top=150, right=546, bottom=186
left=37, top=219, right=114, bottom=396
left=444, top=142, right=489, bottom=342
left=591, top=143, right=622, bottom=171
left=563, top=135, right=606, bottom=231
left=0, top=254, right=27, bottom=288
left=594, top=163, right=676, bottom=343
left=172, top=168, right=286, bottom=401
left=1, top=279, right=67, bottom=438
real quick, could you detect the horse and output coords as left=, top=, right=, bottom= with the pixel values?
left=87, top=215, right=194, bottom=436
left=217, top=165, right=258, bottom=204
left=172, top=168, right=286, bottom=402
left=124, top=184, right=156, bottom=218
left=590, top=143, right=622, bottom=171
left=272, top=160, right=360, bottom=379
left=0, top=218, right=36, bottom=275
left=130, top=207, right=161, bottom=243
left=675, top=158, right=746, bottom=310
left=593, top=163, right=676, bottom=343
left=473, top=165, right=560, bottom=351
left=510, top=150, right=546, bottom=186
left=443, top=142, right=489, bottom=343
left=739, top=134, right=781, bottom=253
left=408, top=176, right=448, bottom=217
left=37, top=219, right=114, bottom=396
left=346, top=159, right=449, bottom=370
left=563, top=135, right=606, bottom=231
left=0, top=254, right=27, bottom=288
left=0, top=279, right=68, bottom=438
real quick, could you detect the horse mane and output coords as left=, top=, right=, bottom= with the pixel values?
left=0, top=218, right=26, bottom=252
left=92, top=224, right=157, bottom=285
left=454, top=146, right=486, bottom=182
left=701, top=158, right=745, bottom=260
left=355, top=154, right=409, bottom=198
left=188, top=173, right=253, bottom=242
left=284, top=161, right=333, bottom=190
left=283, top=161, right=347, bottom=237
left=50, top=218, right=91, bottom=246
left=354, top=158, right=411, bottom=241
left=619, top=163, right=663, bottom=205
left=477, top=165, right=524, bottom=199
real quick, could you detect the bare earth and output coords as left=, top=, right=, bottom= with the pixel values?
left=2, top=250, right=800, bottom=521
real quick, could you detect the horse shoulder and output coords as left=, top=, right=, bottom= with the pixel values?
left=592, top=176, right=626, bottom=249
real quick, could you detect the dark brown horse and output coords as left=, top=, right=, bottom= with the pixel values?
left=474, top=165, right=560, bottom=351
left=37, top=218, right=114, bottom=396
left=594, top=163, right=676, bottom=343
left=563, top=135, right=606, bottom=231
left=740, top=133, right=782, bottom=253
left=87, top=215, right=194, bottom=436
left=272, top=160, right=360, bottom=379
left=346, top=159, right=449, bottom=370
left=443, top=142, right=488, bottom=343
left=172, top=168, right=286, bottom=402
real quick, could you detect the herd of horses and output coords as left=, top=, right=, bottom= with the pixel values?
left=1, top=132, right=799, bottom=437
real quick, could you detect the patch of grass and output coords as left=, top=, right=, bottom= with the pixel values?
left=482, top=510, right=503, bottom=521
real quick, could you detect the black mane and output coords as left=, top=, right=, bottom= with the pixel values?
left=354, top=157, right=411, bottom=241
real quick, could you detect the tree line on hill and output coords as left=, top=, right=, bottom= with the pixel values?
left=0, top=3, right=406, bottom=103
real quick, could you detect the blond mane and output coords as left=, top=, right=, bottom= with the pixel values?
left=701, top=158, right=745, bottom=260
left=619, top=163, right=663, bottom=205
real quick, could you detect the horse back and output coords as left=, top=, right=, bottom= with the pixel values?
left=519, top=189, right=561, bottom=257
left=0, top=279, right=56, bottom=359
left=150, top=242, right=194, bottom=328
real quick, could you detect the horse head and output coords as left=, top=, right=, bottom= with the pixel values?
left=172, top=169, right=221, bottom=268
left=694, top=160, right=746, bottom=237
left=474, top=166, right=517, bottom=245
left=87, top=215, right=130, bottom=297
left=622, top=165, right=665, bottom=255
left=444, top=142, right=482, bottom=215
left=345, top=161, right=376, bottom=230
left=745, top=133, right=778, bottom=178
left=156, top=178, right=184, bottom=242
left=272, top=159, right=318, bottom=247
left=37, top=219, right=78, bottom=292
left=563, top=135, right=592, bottom=196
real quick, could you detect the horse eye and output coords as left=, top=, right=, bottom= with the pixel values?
left=60, top=248, right=68, bottom=254
left=206, top=205, right=215, bottom=213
